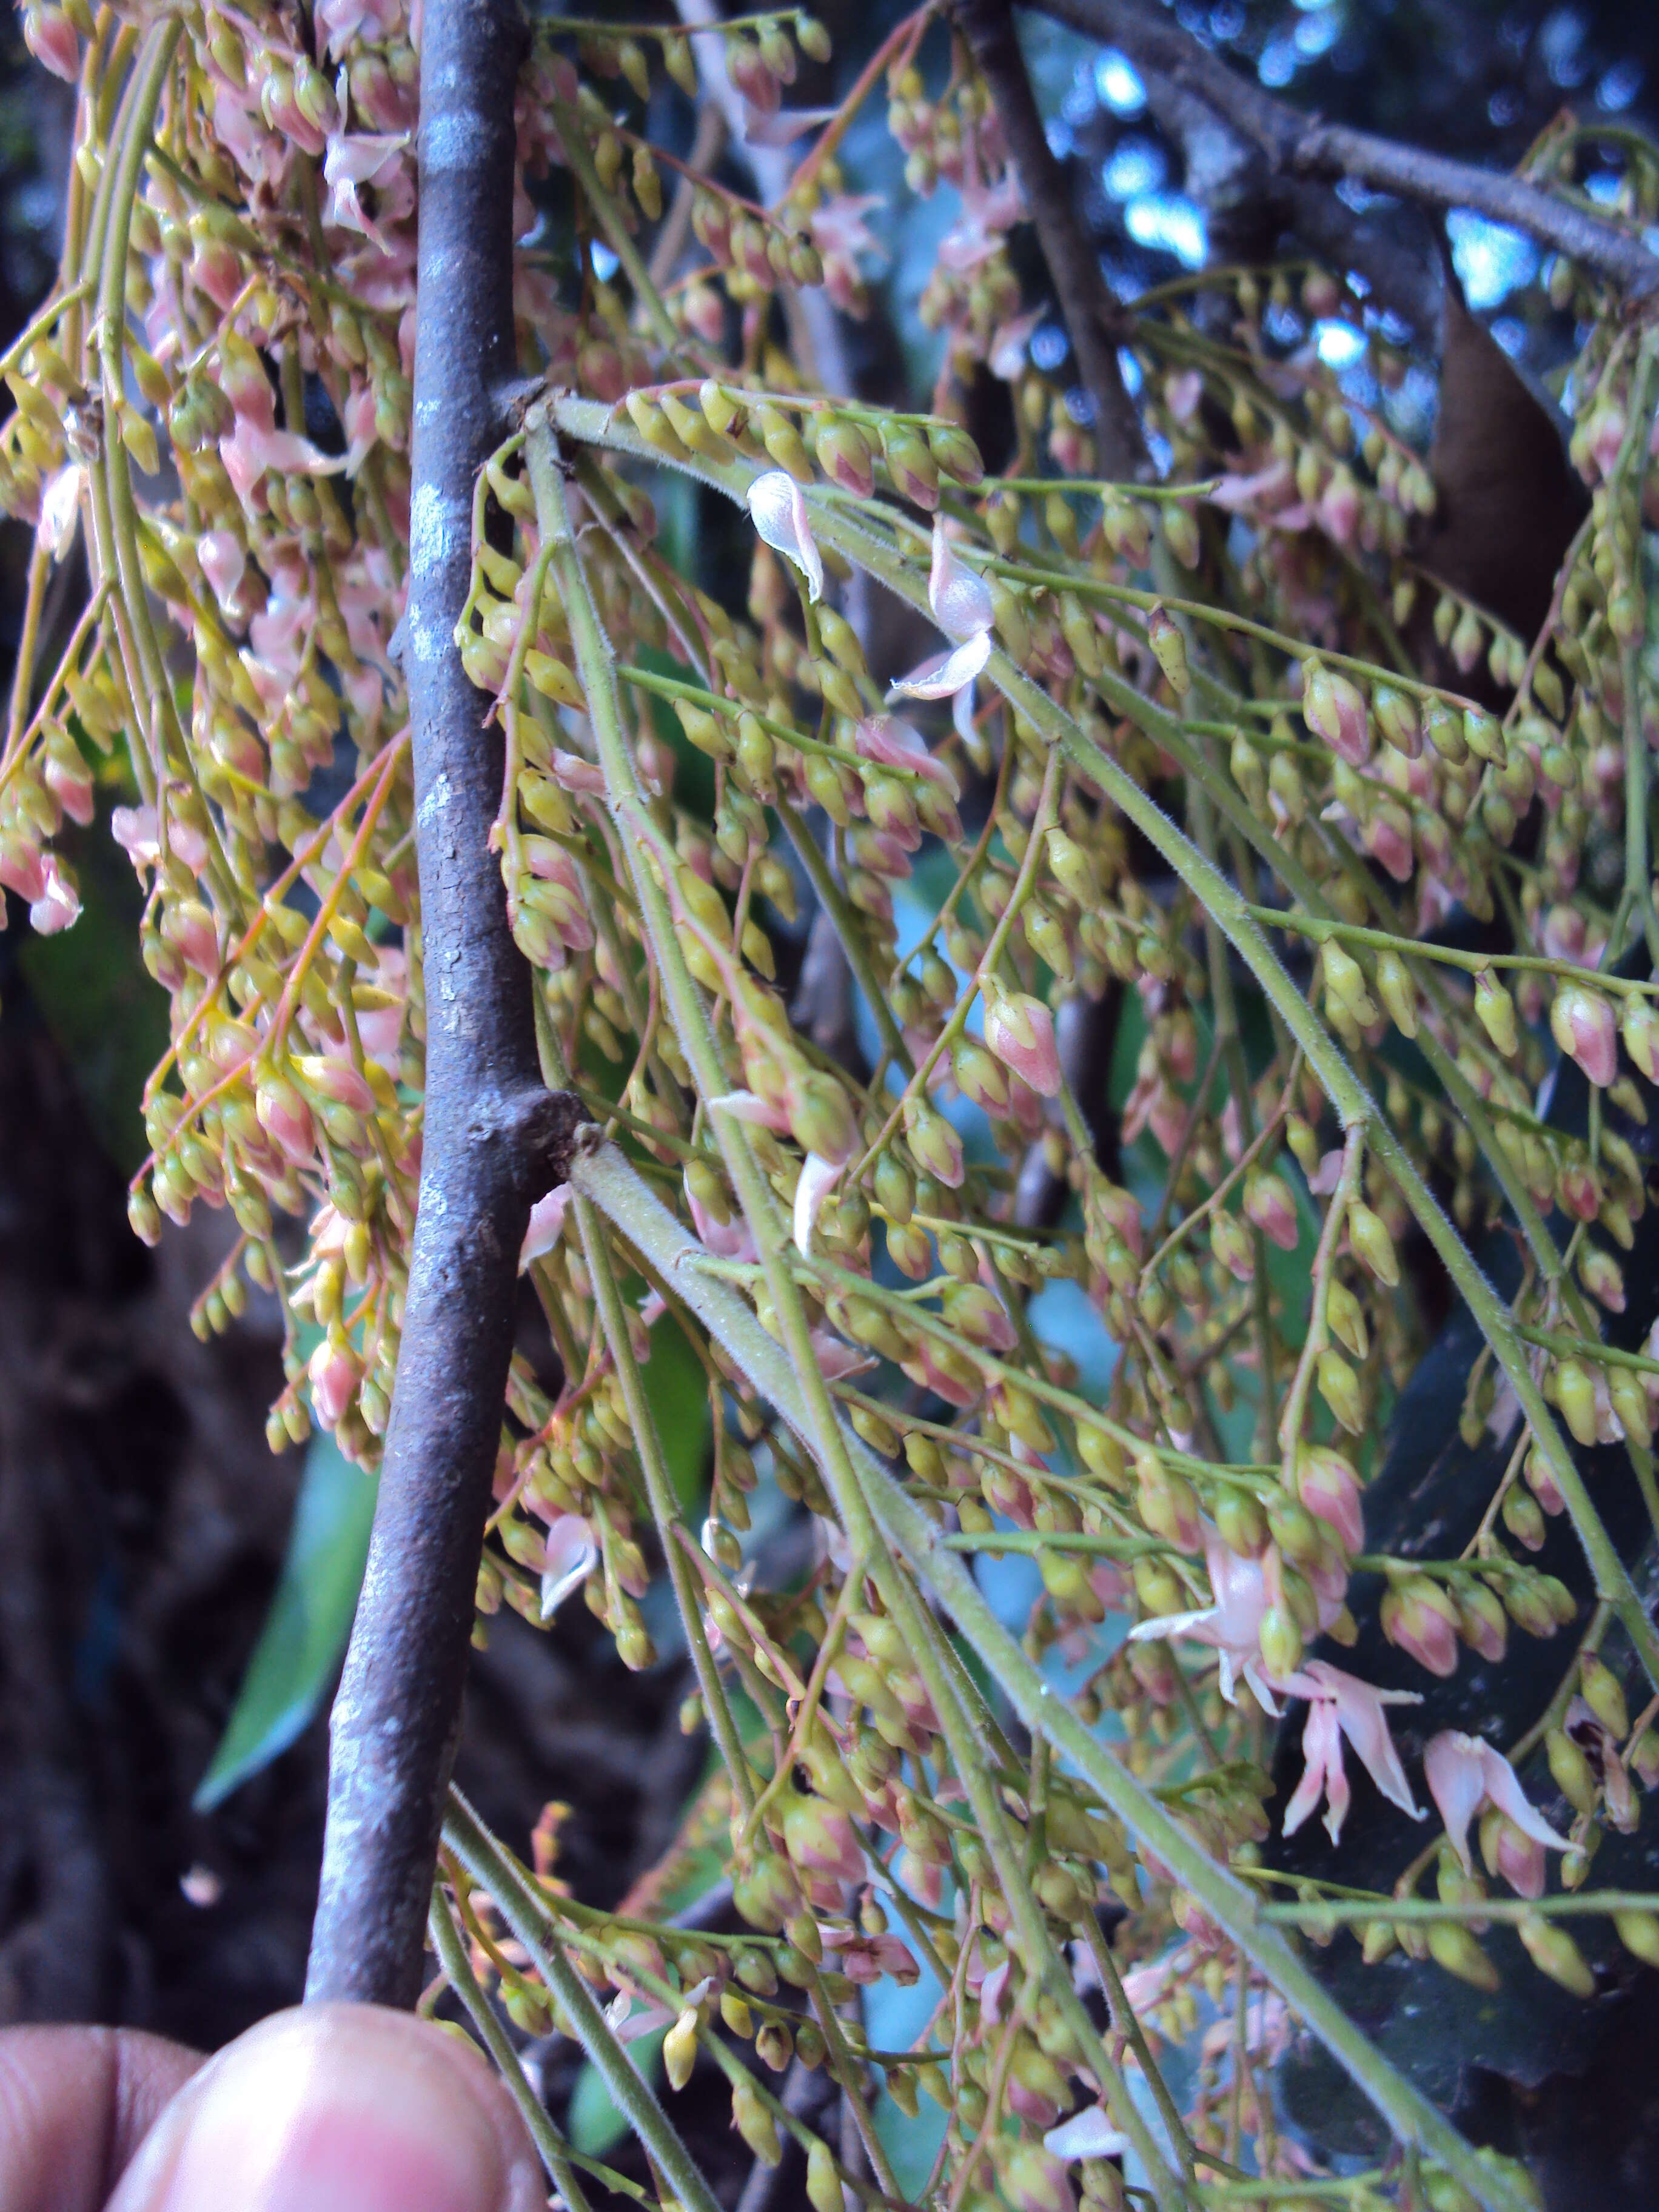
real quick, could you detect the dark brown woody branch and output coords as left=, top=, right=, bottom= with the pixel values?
left=956, top=0, right=1151, bottom=478
left=1036, top=0, right=1659, bottom=300
left=304, top=0, right=583, bottom=2008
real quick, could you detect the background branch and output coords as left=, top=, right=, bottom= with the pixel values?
left=958, top=0, right=1150, bottom=477
left=304, top=0, right=581, bottom=2008
left=1036, top=0, right=1659, bottom=296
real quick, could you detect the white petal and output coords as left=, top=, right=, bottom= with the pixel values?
left=520, top=1184, right=570, bottom=1270
left=889, top=628, right=992, bottom=700
left=708, top=1089, right=780, bottom=1125
left=747, top=471, right=823, bottom=603
left=928, top=518, right=994, bottom=643
left=39, top=464, right=82, bottom=560
left=1128, top=1606, right=1219, bottom=1644
left=793, top=1151, right=840, bottom=1255
left=540, top=1514, right=597, bottom=1620
left=1044, top=2109, right=1132, bottom=2162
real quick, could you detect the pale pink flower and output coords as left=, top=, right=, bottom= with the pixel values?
left=111, top=805, right=160, bottom=872
left=687, top=1181, right=758, bottom=1263
left=1281, top=1660, right=1424, bottom=1843
left=198, top=528, right=246, bottom=606
left=540, top=1513, right=597, bottom=1620
left=324, top=121, right=411, bottom=249
left=28, top=853, right=79, bottom=936
left=889, top=626, right=991, bottom=702
left=853, top=715, right=959, bottom=797
left=1128, top=1527, right=1305, bottom=1712
left=1044, top=2110, right=1131, bottom=2162
left=938, top=169, right=1023, bottom=273
left=928, top=517, right=994, bottom=642
left=989, top=304, right=1045, bottom=381
left=747, top=471, right=822, bottom=603
left=1423, top=1730, right=1570, bottom=1880
left=520, top=1185, right=570, bottom=1269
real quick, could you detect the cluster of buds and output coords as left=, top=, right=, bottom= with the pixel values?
left=8, top=6, right=1659, bottom=2206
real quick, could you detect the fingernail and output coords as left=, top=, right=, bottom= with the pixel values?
left=112, top=2005, right=541, bottom=2212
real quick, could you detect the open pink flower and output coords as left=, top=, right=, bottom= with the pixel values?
left=747, top=471, right=822, bottom=603
left=1127, top=1527, right=1345, bottom=1713
left=1281, top=1660, right=1424, bottom=1843
left=1424, top=1730, right=1570, bottom=1882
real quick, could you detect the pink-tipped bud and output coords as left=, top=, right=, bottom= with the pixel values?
left=23, top=3, right=80, bottom=81
left=294, top=1054, right=377, bottom=1113
left=1381, top=1574, right=1460, bottom=1677
left=780, top=1790, right=865, bottom=1889
left=255, top=1067, right=316, bottom=1166
left=1302, top=663, right=1371, bottom=766
left=1551, top=982, right=1617, bottom=1087
left=1558, top=1157, right=1603, bottom=1221
left=307, top=1333, right=360, bottom=1427
left=0, top=831, right=46, bottom=903
left=1295, top=1444, right=1365, bottom=1555
left=813, top=415, right=877, bottom=499
left=983, top=984, right=1061, bottom=1098
left=1242, top=1168, right=1299, bottom=1252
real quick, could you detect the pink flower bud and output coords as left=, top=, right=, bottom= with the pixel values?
left=1295, top=1445, right=1365, bottom=1554
left=256, top=1068, right=316, bottom=1166
left=294, top=1054, right=377, bottom=1113
left=983, top=984, right=1060, bottom=1097
left=1242, top=1168, right=1299, bottom=1252
left=307, top=1335, right=360, bottom=1427
left=23, top=4, right=80, bottom=82
left=0, top=832, right=46, bottom=903
left=1550, top=982, right=1617, bottom=1087
left=1381, top=1575, right=1460, bottom=1677
left=1302, top=662, right=1372, bottom=767
left=1557, top=1157, right=1602, bottom=1221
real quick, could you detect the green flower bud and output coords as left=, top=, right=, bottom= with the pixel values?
left=1474, top=967, right=1520, bottom=1057
left=1546, top=1726, right=1599, bottom=1817
left=1427, top=1922, right=1500, bottom=1992
left=1349, top=1201, right=1400, bottom=1287
left=1517, top=1911, right=1594, bottom=1998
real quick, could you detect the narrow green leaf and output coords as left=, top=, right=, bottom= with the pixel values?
left=194, top=1430, right=377, bottom=1810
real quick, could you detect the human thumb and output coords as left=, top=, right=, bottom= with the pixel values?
left=106, top=2003, right=544, bottom=2212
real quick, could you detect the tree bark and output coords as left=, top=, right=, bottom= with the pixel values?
left=305, top=0, right=582, bottom=2008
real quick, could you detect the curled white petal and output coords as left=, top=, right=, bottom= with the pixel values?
left=794, top=1151, right=840, bottom=1255
left=709, top=1088, right=785, bottom=1127
left=540, top=1514, right=598, bottom=1620
left=928, top=518, right=994, bottom=642
left=747, top=470, right=823, bottom=603
left=39, top=464, right=82, bottom=560
left=520, top=1184, right=571, bottom=1270
left=889, top=628, right=991, bottom=700
left=1044, top=2109, right=1132, bottom=2162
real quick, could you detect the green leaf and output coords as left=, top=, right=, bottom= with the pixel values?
left=569, top=2025, right=666, bottom=2155
left=646, top=1316, right=712, bottom=1515
left=193, top=1430, right=378, bottom=1811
